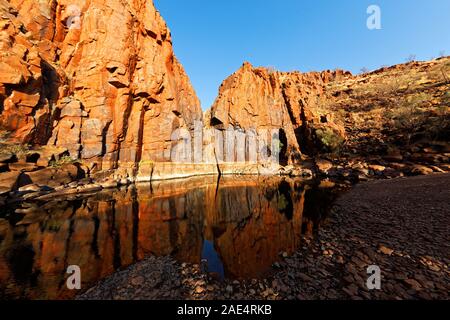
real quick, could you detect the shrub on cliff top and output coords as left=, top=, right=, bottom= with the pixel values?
left=388, top=92, right=436, bottom=143
left=390, top=93, right=430, bottom=125
left=315, top=127, right=345, bottom=154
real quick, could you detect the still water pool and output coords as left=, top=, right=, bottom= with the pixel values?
left=0, top=176, right=341, bottom=299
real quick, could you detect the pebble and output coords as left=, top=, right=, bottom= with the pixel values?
left=378, top=245, right=394, bottom=256
left=131, top=276, right=144, bottom=286
left=195, top=286, right=205, bottom=294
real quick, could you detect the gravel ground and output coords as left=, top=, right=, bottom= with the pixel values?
left=77, top=174, right=450, bottom=300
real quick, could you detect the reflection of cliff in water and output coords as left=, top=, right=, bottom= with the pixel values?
left=0, top=176, right=340, bottom=299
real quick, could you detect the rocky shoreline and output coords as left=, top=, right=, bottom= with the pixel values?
left=77, top=173, right=450, bottom=300
left=1, top=138, right=449, bottom=208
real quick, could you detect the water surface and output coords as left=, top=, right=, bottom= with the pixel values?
left=0, top=176, right=340, bottom=299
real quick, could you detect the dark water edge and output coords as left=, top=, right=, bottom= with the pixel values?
left=0, top=175, right=346, bottom=300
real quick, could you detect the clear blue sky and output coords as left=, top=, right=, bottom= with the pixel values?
left=154, top=0, right=450, bottom=110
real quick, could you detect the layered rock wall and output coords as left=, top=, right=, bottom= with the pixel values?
left=208, top=62, right=352, bottom=164
left=3, top=0, right=446, bottom=185
left=0, top=0, right=202, bottom=177
left=0, top=0, right=352, bottom=181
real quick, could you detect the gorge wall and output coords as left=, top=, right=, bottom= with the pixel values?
left=1, top=0, right=448, bottom=186
left=0, top=0, right=202, bottom=178
left=0, top=0, right=351, bottom=183
left=207, top=62, right=352, bottom=165
left=207, top=57, right=449, bottom=171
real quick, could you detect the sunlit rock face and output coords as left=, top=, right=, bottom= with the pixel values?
left=208, top=62, right=352, bottom=163
left=0, top=176, right=336, bottom=299
left=0, top=0, right=202, bottom=171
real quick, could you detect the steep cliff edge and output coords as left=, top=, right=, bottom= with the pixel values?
left=0, top=0, right=202, bottom=176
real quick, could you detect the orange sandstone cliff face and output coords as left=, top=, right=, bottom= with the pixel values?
left=0, top=0, right=201, bottom=174
left=208, top=62, right=352, bottom=164
left=208, top=58, right=450, bottom=169
left=2, top=0, right=448, bottom=185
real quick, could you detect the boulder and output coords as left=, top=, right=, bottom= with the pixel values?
left=378, top=245, right=394, bottom=256
left=368, top=164, right=386, bottom=173
left=316, top=159, right=334, bottom=174
left=0, top=55, right=30, bottom=85
left=410, top=164, right=434, bottom=176
left=77, top=184, right=103, bottom=193
left=34, top=146, right=69, bottom=167
left=384, top=153, right=403, bottom=162
left=0, top=171, right=31, bottom=191
left=25, top=168, right=56, bottom=187
left=18, top=184, right=41, bottom=193
left=26, top=164, right=80, bottom=188
left=8, top=162, right=38, bottom=172
left=0, top=152, right=16, bottom=163
left=6, top=90, right=40, bottom=108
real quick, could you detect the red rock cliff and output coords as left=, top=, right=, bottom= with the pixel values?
left=0, top=0, right=202, bottom=174
left=208, top=62, right=352, bottom=163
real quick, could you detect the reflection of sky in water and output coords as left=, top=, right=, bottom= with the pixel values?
left=201, top=240, right=224, bottom=280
